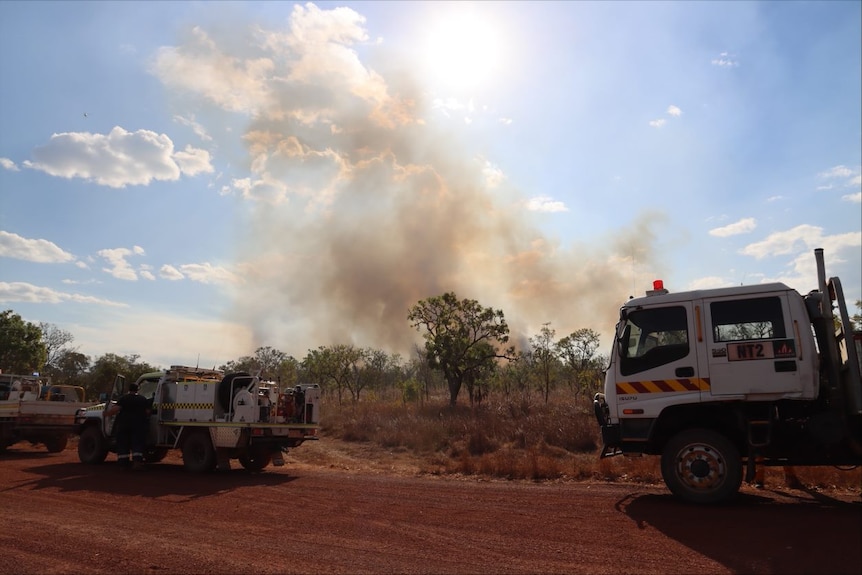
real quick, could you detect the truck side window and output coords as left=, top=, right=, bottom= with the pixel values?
left=620, top=306, right=689, bottom=376
left=710, top=296, right=786, bottom=342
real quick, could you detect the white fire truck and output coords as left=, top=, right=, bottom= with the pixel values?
left=75, top=366, right=321, bottom=472
left=1, top=373, right=92, bottom=453
left=594, top=248, right=862, bottom=503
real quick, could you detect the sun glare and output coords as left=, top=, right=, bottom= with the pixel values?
left=419, top=7, right=504, bottom=93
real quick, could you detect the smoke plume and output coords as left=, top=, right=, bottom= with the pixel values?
left=154, top=5, right=664, bottom=358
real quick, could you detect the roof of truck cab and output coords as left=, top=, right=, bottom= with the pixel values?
left=623, top=282, right=797, bottom=308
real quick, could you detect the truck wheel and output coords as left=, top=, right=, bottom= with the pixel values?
left=144, top=448, right=169, bottom=463
left=78, top=425, right=108, bottom=464
left=239, top=445, right=272, bottom=472
left=660, top=428, right=742, bottom=504
left=44, top=434, right=68, bottom=453
left=182, top=431, right=216, bottom=473
left=218, top=372, right=251, bottom=412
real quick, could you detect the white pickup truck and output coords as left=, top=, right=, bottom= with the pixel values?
left=0, top=374, right=93, bottom=453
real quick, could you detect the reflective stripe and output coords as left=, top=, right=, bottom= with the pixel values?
left=616, top=378, right=711, bottom=394
left=161, top=403, right=214, bottom=410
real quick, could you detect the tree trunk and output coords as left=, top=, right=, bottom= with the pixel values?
left=447, top=376, right=462, bottom=407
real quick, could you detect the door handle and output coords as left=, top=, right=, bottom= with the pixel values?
left=676, top=367, right=695, bottom=377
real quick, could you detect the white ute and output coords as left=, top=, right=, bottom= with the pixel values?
left=594, top=249, right=862, bottom=503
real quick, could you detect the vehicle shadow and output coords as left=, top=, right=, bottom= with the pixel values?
left=617, top=489, right=862, bottom=575
left=5, top=460, right=298, bottom=501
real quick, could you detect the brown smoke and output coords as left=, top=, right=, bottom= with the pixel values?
left=212, top=11, right=666, bottom=359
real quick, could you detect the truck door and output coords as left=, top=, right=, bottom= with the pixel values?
left=704, top=292, right=805, bottom=397
left=615, top=301, right=705, bottom=420
left=104, top=374, right=125, bottom=437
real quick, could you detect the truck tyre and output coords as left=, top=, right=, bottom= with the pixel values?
left=660, top=428, right=742, bottom=504
left=218, top=372, right=251, bottom=413
left=239, top=445, right=272, bottom=472
left=44, top=434, right=68, bottom=453
left=182, top=431, right=216, bottom=473
left=78, top=425, right=109, bottom=464
left=144, top=447, right=169, bottom=463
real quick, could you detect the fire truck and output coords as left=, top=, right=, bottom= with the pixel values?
left=1, top=373, right=91, bottom=453
left=594, top=248, right=862, bottom=503
left=75, top=366, right=321, bottom=472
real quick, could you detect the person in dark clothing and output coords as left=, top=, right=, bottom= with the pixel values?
left=105, top=382, right=150, bottom=470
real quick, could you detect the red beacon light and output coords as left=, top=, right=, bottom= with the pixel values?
left=646, top=279, right=669, bottom=296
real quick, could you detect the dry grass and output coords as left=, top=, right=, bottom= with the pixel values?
left=316, top=395, right=862, bottom=492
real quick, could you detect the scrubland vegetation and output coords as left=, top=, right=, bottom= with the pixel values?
left=319, top=392, right=862, bottom=492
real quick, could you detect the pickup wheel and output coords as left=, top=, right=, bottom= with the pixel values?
left=44, top=434, right=68, bottom=453
left=78, top=425, right=109, bottom=464
left=239, top=445, right=272, bottom=472
left=661, top=428, right=742, bottom=505
left=182, top=431, right=216, bottom=473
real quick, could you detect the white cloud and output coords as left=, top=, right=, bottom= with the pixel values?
left=173, top=145, right=214, bottom=176
left=0, top=281, right=127, bottom=307
left=173, top=114, right=212, bottom=141
left=0, top=157, right=19, bottom=171
left=525, top=196, right=568, bottom=213
left=740, top=224, right=861, bottom=259
left=667, top=105, right=682, bottom=117
left=818, top=165, right=861, bottom=195
left=160, top=265, right=185, bottom=280
left=819, top=165, right=855, bottom=179
left=766, top=195, right=784, bottom=202
left=0, top=230, right=75, bottom=263
left=649, top=118, right=666, bottom=128
left=230, top=176, right=290, bottom=204
left=709, top=217, right=757, bottom=238
left=176, top=262, right=239, bottom=285
left=712, top=52, right=739, bottom=67
left=23, top=126, right=213, bottom=188
left=98, top=246, right=146, bottom=280
left=842, top=191, right=861, bottom=203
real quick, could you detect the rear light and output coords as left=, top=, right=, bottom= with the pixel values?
left=622, top=408, right=644, bottom=415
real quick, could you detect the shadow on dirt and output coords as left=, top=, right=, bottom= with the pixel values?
left=4, top=459, right=298, bottom=501
left=617, top=490, right=862, bottom=575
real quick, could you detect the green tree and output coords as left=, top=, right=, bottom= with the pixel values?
left=557, top=328, right=601, bottom=402
left=530, top=323, right=560, bottom=404
left=44, top=350, right=91, bottom=389
left=408, top=292, right=513, bottom=407
left=39, top=322, right=75, bottom=371
left=85, top=353, right=158, bottom=401
left=0, top=310, right=47, bottom=374
left=852, top=299, right=861, bottom=331
left=301, top=346, right=342, bottom=402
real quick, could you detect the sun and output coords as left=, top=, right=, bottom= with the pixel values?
left=418, top=6, right=504, bottom=94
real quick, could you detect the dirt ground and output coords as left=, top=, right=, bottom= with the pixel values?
left=1, top=440, right=861, bottom=575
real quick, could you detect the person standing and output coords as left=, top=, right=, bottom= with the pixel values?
left=105, top=382, right=150, bottom=470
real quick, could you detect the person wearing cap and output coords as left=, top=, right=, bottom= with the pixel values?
left=105, top=382, right=151, bottom=470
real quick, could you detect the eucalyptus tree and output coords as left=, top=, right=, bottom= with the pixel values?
left=408, top=292, right=513, bottom=407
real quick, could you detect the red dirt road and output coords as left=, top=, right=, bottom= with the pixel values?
left=2, top=444, right=861, bottom=575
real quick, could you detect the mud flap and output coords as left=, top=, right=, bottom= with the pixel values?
left=272, top=450, right=285, bottom=466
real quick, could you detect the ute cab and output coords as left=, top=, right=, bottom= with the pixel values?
left=594, top=248, right=862, bottom=504
left=596, top=281, right=819, bottom=454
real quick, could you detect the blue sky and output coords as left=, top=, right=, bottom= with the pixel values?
left=1, top=1, right=860, bottom=369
